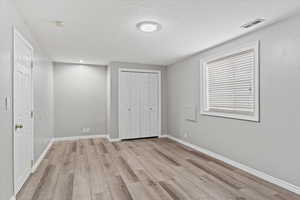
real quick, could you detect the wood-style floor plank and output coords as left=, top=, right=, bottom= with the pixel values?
left=17, top=138, right=300, bottom=200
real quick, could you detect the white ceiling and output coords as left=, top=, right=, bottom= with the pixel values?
left=14, top=0, right=300, bottom=66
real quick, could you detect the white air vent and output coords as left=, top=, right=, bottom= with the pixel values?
left=241, top=19, right=265, bottom=29
left=53, top=20, right=64, bottom=27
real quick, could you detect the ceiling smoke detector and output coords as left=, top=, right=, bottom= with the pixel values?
left=241, top=19, right=265, bottom=29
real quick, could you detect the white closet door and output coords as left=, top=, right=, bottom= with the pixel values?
left=130, top=73, right=142, bottom=139
left=140, top=73, right=159, bottom=138
left=140, top=73, right=149, bottom=138
left=148, top=73, right=159, bottom=137
left=119, top=72, right=141, bottom=139
left=119, top=70, right=160, bottom=140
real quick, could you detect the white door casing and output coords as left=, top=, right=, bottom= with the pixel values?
left=13, top=28, right=34, bottom=194
left=119, top=69, right=161, bottom=140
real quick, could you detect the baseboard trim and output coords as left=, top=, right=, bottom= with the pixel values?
left=52, top=134, right=107, bottom=142
left=107, top=135, right=121, bottom=142
left=9, top=196, right=16, bottom=200
left=32, top=139, right=53, bottom=173
left=164, top=134, right=300, bottom=195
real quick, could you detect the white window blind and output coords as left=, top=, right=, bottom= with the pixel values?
left=200, top=42, right=259, bottom=121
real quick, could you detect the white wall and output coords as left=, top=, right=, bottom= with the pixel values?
left=0, top=0, right=54, bottom=199
left=167, top=14, right=300, bottom=187
left=107, top=62, right=167, bottom=139
left=54, top=63, right=107, bottom=138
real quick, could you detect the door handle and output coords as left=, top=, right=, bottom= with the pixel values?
left=15, top=124, right=24, bottom=130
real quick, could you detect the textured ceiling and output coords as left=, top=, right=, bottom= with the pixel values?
left=14, top=0, right=300, bottom=65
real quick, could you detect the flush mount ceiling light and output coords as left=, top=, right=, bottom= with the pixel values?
left=79, top=60, right=83, bottom=63
left=136, top=21, right=161, bottom=33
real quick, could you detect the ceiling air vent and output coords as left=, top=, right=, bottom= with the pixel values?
left=53, top=20, right=65, bottom=28
left=241, top=19, right=265, bottom=29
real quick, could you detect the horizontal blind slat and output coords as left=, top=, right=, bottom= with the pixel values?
left=208, top=60, right=254, bottom=71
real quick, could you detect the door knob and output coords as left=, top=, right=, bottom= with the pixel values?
left=15, top=124, right=24, bottom=130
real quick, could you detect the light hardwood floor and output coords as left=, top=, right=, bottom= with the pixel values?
left=17, top=138, right=300, bottom=200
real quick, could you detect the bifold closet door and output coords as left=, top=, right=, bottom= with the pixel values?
left=119, top=71, right=159, bottom=139
left=119, top=72, right=140, bottom=139
left=140, top=73, right=159, bottom=138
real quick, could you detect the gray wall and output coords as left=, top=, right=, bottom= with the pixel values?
left=167, top=14, right=300, bottom=187
left=0, top=0, right=54, bottom=199
left=107, top=62, right=167, bottom=139
left=33, top=53, right=54, bottom=162
left=54, top=63, right=107, bottom=138
left=106, top=66, right=111, bottom=139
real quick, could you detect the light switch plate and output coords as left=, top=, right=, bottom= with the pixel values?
left=4, top=96, right=10, bottom=112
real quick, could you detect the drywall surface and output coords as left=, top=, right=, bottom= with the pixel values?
left=107, top=66, right=111, bottom=139
left=33, top=52, right=54, bottom=162
left=107, top=62, right=167, bottom=139
left=167, top=14, right=300, bottom=187
left=0, top=0, right=54, bottom=199
left=54, top=63, right=107, bottom=138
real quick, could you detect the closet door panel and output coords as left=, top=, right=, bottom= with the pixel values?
left=140, top=73, right=150, bottom=138
left=129, top=73, right=141, bottom=139
left=140, top=73, right=159, bottom=138
left=148, top=73, right=159, bottom=137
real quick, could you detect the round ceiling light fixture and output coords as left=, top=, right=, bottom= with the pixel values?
left=136, top=21, right=162, bottom=33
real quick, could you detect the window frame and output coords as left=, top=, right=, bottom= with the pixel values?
left=200, top=41, right=260, bottom=122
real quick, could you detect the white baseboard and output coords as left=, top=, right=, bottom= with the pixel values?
left=9, top=196, right=16, bottom=200
left=107, top=135, right=121, bottom=142
left=164, top=134, right=300, bottom=195
left=159, top=135, right=168, bottom=138
left=52, top=134, right=107, bottom=142
left=32, top=139, right=53, bottom=173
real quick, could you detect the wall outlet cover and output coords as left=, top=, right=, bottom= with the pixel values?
left=82, top=128, right=91, bottom=133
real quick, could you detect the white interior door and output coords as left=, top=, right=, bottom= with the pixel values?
left=130, top=73, right=142, bottom=138
left=140, top=73, right=159, bottom=138
left=119, top=72, right=140, bottom=139
left=119, top=70, right=160, bottom=140
left=13, top=29, right=34, bottom=194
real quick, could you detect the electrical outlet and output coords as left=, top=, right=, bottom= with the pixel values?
left=82, top=128, right=91, bottom=133
left=184, top=132, right=188, bottom=138
left=183, top=131, right=191, bottom=138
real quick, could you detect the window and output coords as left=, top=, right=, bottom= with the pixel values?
left=200, top=42, right=260, bottom=121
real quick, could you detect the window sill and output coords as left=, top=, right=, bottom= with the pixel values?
left=200, top=110, right=259, bottom=122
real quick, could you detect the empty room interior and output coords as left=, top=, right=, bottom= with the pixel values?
left=1, top=0, right=300, bottom=200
